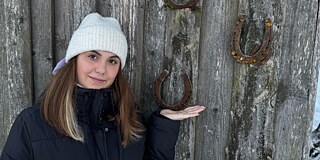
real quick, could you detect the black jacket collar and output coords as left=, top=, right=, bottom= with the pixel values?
left=75, top=86, right=118, bottom=128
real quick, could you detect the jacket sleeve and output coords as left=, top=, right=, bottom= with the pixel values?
left=0, top=114, right=33, bottom=160
left=144, top=111, right=180, bottom=160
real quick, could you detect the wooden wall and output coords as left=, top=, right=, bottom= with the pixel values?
left=1, top=0, right=319, bottom=159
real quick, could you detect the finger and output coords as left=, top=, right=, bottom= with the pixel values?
left=181, top=111, right=203, bottom=118
left=182, top=108, right=205, bottom=119
left=184, top=105, right=205, bottom=112
left=185, top=106, right=206, bottom=113
left=184, top=105, right=203, bottom=110
left=192, top=107, right=206, bottom=113
left=179, top=113, right=200, bottom=120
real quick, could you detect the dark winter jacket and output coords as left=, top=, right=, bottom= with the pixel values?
left=0, top=87, right=180, bottom=160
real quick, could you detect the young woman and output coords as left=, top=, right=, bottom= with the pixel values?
left=0, top=13, right=205, bottom=160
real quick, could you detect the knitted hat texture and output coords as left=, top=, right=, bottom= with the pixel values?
left=65, top=13, right=128, bottom=69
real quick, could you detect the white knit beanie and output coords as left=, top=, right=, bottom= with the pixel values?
left=65, top=13, right=128, bottom=69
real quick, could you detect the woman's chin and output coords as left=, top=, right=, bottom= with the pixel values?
left=79, top=83, right=110, bottom=89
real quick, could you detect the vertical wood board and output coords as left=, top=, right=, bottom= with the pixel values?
left=0, top=0, right=32, bottom=153
left=31, top=0, right=54, bottom=99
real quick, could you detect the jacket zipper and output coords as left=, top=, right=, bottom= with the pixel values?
left=103, top=127, right=109, bottom=160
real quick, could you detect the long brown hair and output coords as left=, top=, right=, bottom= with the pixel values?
left=41, top=57, right=145, bottom=145
left=112, top=70, right=145, bottom=145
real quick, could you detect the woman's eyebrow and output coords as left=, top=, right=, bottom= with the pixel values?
left=109, top=55, right=120, bottom=59
left=91, top=50, right=119, bottom=59
left=90, top=50, right=101, bottom=56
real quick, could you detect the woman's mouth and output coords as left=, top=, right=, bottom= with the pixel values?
left=89, top=76, right=106, bottom=83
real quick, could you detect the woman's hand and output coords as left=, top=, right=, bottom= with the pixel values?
left=160, top=105, right=206, bottom=120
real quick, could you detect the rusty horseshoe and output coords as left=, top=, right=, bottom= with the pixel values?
left=231, top=15, right=272, bottom=65
left=152, top=70, right=192, bottom=111
left=163, top=0, right=200, bottom=9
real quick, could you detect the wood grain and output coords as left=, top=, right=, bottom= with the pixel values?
left=0, top=0, right=32, bottom=153
left=31, top=0, right=54, bottom=99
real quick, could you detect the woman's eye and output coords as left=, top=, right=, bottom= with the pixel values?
left=88, top=55, right=98, bottom=60
left=109, top=59, right=118, bottom=64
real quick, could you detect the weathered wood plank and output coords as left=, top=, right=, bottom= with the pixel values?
left=195, top=0, right=237, bottom=159
left=96, top=0, right=112, bottom=16
left=310, top=4, right=320, bottom=159
left=0, top=0, right=32, bottom=152
left=140, top=3, right=199, bottom=159
left=271, top=0, right=319, bottom=159
left=31, top=0, right=54, bottom=100
left=162, top=3, right=202, bottom=160
left=0, top=0, right=7, bottom=152
left=226, top=0, right=319, bottom=159
left=54, top=0, right=96, bottom=62
left=313, top=0, right=320, bottom=130
left=140, top=0, right=168, bottom=116
left=226, top=0, right=278, bottom=159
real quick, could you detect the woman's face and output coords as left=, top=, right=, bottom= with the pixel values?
left=76, top=50, right=120, bottom=89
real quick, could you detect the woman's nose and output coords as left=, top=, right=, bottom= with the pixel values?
left=95, top=61, right=106, bottom=74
